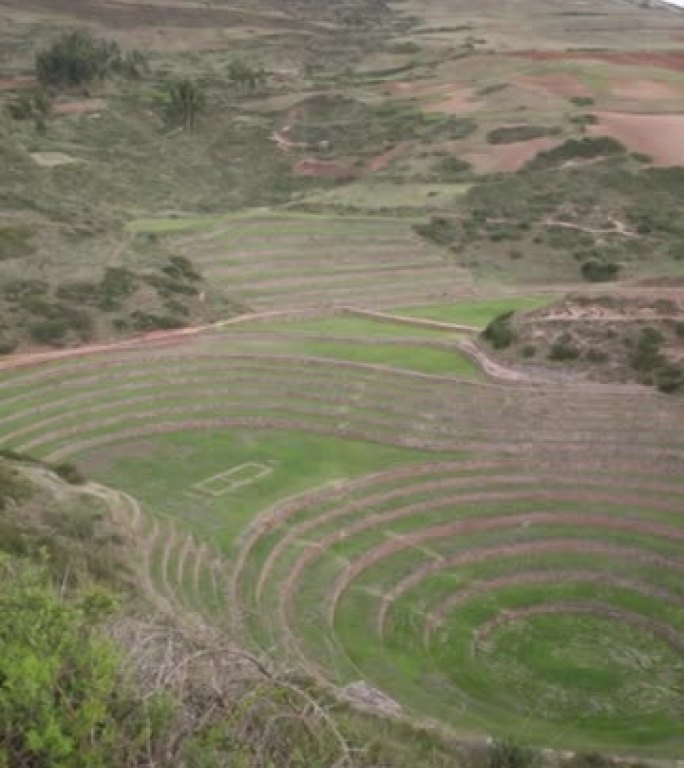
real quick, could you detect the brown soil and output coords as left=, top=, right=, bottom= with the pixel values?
left=52, top=98, right=107, bottom=115
left=0, top=76, right=37, bottom=92
left=425, top=87, right=481, bottom=114
left=465, top=137, right=561, bottom=173
left=610, top=79, right=684, bottom=101
left=511, top=50, right=684, bottom=73
left=588, top=111, right=684, bottom=166
left=291, top=159, right=358, bottom=180
left=515, top=73, right=590, bottom=98
left=365, top=143, right=407, bottom=173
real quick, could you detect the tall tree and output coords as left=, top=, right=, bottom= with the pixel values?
left=166, top=79, right=205, bottom=130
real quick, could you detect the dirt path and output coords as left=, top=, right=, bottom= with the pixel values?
left=0, top=309, right=327, bottom=372
left=456, top=339, right=538, bottom=383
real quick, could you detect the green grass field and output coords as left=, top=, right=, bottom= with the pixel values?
left=1, top=316, right=682, bottom=755
left=397, top=297, right=553, bottom=327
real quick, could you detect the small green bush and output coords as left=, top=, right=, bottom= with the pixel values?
left=0, top=226, right=35, bottom=261
left=489, top=739, right=538, bottom=768
left=483, top=311, right=516, bottom=349
left=581, top=258, right=620, bottom=282
left=526, top=137, right=625, bottom=170
left=486, top=125, right=558, bottom=145
left=585, top=348, right=609, bottom=363
left=29, top=319, right=68, bottom=345
left=520, top=344, right=536, bottom=357
left=570, top=96, right=595, bottom=107
left=53, top=462, right=86, bottom=485
left=548, top=340, right=580, bottom=361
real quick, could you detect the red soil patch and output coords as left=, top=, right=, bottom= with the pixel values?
left=52, top=99, right=107, bottom=115
left=384, top=82, right=480, bottom=113
left=610, top=79, right=684, bottom=100
left=425, top=87, right=480, bottom=114
left=0, top=77, right=37, bottom=92
left=511, top=50, right=684, bottom=73
left=515, top=73, right=590, bottom=99
left=383, top=81, right=451, bottom=97
left=588, top=112, right=684, bottom=166
left=466, top=137, right=561, bottom=173
left=291, top=159, right=358, bottom=180
left=365, top=143, right=406, bottom=173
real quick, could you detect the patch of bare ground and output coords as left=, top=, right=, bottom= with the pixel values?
left=472, top=602, right=684, bottom=655
left=465, top=137, right=561, bottom=173
left=510, top=50, right=684, bottom=73
left=588, top=111, right=684, bottom=166
left=52, top=98, right=107, bottom=115
left=424, top=87, right=481, bottom=114
left=291, top=159, right=358, bottom=179
left=365, top=143, right=407, bottom=173
left=610, top=79, right=684, bottom=101
left=514, top=73, right=590, bottom=98
left=0, top=76, right=37, bottom=92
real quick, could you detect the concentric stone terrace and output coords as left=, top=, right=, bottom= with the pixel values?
left=1, top=319, right=682, bottom=755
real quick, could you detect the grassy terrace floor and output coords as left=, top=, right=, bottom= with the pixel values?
left=1, top=306, right=683, bottom=757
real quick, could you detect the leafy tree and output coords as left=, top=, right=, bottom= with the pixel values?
left=483, top=311, right=516, bottom=349
left=166, top=79, right=205, bottom=129
left=35, top=31, right=145, bottom=89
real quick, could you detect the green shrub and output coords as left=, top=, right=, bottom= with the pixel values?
left=654, top=362, right=683, bottom=393
left=585, top=348, right=609, bottom=364
left=29, top=319, right=68, bottom=345
left=629, top=327, right=665, bottom=373
left=548, top=339, right=580, bottom=361
left=0, top=336, right=17, bottom=355
left=668, top=241, right=684, bottom=261
left=414, top=216, right=460, bottom=247
left=0, top=225, right=35, bottom=261
left=53, top=462, right=86, bottom=485
left=520, top=344, right=536, bottom=357
left=486, top=125, right=558, bottom=145
left=35, top=31, right=141, bottom=88
left=489, top=739, right=538, bottom=768
left=0, top=557, right=174, bottom=768
left=526, top=137, right=625, bottom=170
left=129, top=311, right=185, bottom=331
left=433, top=156, right=472, bottom=180
left=581, top=258, right=620, bottom=282
left=570, top=97, right=595, bottom=107
left=483, top=311, right=516, bottom=349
